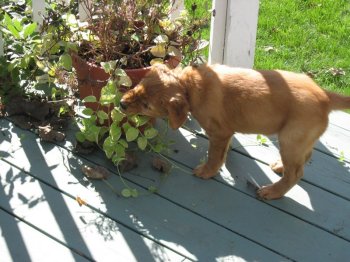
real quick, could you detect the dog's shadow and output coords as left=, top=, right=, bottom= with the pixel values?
left=181, top=116, right=350, bottom=239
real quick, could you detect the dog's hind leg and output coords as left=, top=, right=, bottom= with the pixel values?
left=258, top=119, right=326, bottom=200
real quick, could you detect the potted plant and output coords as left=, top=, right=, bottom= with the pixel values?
left=51, top=0, right=209, bottom=165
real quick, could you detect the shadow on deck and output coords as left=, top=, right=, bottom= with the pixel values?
left=1, top=111, right=350, bottom=261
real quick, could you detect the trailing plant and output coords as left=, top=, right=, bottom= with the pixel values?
left=0, top=0, right=76, bottom=104
left=75, top=60, right=168, bottom=165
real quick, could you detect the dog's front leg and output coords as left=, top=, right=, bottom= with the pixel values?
left=194, top=135, right=232, bottom=179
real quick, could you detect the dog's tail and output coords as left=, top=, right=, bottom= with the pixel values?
left=327, top=91, right=350, bottom=111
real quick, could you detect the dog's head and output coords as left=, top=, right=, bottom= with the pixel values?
left=120, top=64, right=189, bottom=129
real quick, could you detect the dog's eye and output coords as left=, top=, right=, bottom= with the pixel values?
left=142, top=101, right=149, bottom=109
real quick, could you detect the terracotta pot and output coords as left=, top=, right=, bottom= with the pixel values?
left=71, top=53, right=180, bottom=112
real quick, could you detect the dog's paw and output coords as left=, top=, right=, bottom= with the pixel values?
left=257, top=184, right=285, bottom=200
left=193, top=164, right=217, bottom=179
left=270, top=160, right=284, bottom=174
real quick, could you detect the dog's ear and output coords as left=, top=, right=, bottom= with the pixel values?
left=167, top=95, right=189, bottom=129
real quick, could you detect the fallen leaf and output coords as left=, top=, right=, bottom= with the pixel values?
left=81, top=165, right=111, bottom=180
left=10, top=115, right=33, bottom=130
left=263, top=46, right=275, bottom=52
left=76, top=196, right=87, bottom=206
left=326, top=67, right=345, bottom=76
left=38, top=125, right=66, bottom=142
left=75, top=140, right=96, bottom=154
left=152, top=157, right=172, bottom=173
left=119, top=152, right=138, bottom=173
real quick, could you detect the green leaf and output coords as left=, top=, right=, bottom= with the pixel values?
left=150, top=45, right=166, bottom=58
left=110, top=123, right=122, bottom=141
left=101, top=61, right=116, bottom=74
left=144, top=127, right=158, bottom=139
left=131, top=189, right=139, bottom=198
left=150, top=58, right=164, bottom=65
left=122, top=122, right=132, bottom=133
left=153, top=143, right=165, bottom=153
left=82, top=108, right=94, bottom=116
left=4, top=13, right=12, bottom=28
left=119, top=75, right=132, bottom=87
left=82, top=125, right=101, bottom=143
left=114, top=68, right=127, bottom=76
left=167, top=46, right=182, bottom=58
left=23, top=22, right=37, bottom=38
left=126, top=127, right=139, bottom=142
left=137, top=137, right=147, bottom=151
left=35, top=74, right=50, bottom=84
left=118, top=139, right=128, bottom=148
left=131, top=115, right=149, bottom=127
left=103, top=137, right=115, bottom=158
left=121, top=188, right=131, bottom=198
left=131, top=33, right=140, bottom=42
left=100, top=81, right=116, bottom=105
left=82, top=95, right=97, bottom=103
left=153, top=34, right=169, bottom=44
left=75, top=132, right=86, bottom=143
left=148, top=186, right=158, bottom=193
left=97, top=110, right=108, bottom=120
left=111, top=108, right=125, bottom=123
left=115, top=144, right=126, bottom=158
left=13, top=19, right=23, bottom=32
left=59, top=54, right=72, bottom=71
left=7, top=24, right=20, bottom=39
left=112, top=154, right=125, bottom=165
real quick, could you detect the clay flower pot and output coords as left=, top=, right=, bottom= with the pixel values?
left=71, top=53, right=180, bottom=112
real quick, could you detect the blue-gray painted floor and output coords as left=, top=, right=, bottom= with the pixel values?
left=1, top=111, right=350, bottom=261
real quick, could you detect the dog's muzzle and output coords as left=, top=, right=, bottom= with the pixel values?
left=119, top=99, right=128, bottom=111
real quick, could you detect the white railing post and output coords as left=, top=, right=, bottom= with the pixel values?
left=79, top=0, right=90, bottom=22
left=169, top=0, right=184, bottom=21
left=32, top=0, right=46, bottom=27
left=209, top=0, right=259, bottom=68
left=208, top=0, right=228, bottom=64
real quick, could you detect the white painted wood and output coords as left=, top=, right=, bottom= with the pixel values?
left=209, top=0, right=259, bottom=68
left=32, top=0, right=45, bottom=26
left=0, top=33, right=4, bottom=57
left=0, top=210, right=80, bottom=262
left=208, top=0, right=228, bottom=64
left=169, top=0, right=185, bottom=21
left=224, top=0, right=260, bottom=68
left=0, top=161, right=187, bottom=262
left=78, top=0, right=90, bottom=22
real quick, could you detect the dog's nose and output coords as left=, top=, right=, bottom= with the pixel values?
left=119, top=100, right=128, bottom=110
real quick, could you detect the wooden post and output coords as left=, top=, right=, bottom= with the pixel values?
left=79, top=0, right=90, bottom=22
left=208, top=0, right=228, bottom=65
left=209, top=0, right=259, bottom=68
left=169, top=0, right=184, bottom=21
left=32, top=0, right=46, bottom=27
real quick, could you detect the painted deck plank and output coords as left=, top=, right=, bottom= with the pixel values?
left=0, top=209, right=86, bottom=262
left=184, top=111, right=350, bottom=163
left=0, top=120, right=287, bottom=261
left=181, top=117, right=350, bottom=200
left=0, top=160, right=188, bottom=262
left=330, top=111, right=350, bottom=131
left=86, top=148, right=350, bottom=261
left=2, top=119, right=350, bottom=260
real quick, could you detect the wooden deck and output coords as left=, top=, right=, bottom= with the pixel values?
left=1, top=111, right=350, bottom=261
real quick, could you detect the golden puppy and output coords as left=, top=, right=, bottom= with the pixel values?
left=120, top=64, right=350, bottom=200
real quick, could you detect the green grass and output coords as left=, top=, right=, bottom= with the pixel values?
left=186, top=0, right=350, bottom=96
left=255, top=0, right=350, bottom=95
